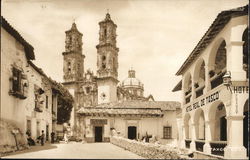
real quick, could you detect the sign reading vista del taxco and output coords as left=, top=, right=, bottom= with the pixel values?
left=186, top=85, right=249, bottom=113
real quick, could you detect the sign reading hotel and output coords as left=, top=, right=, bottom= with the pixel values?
left=186, top=91, right=219, bottom=112
left=233, top=86, right=249, bottom=93
left=186, top=85, right=249, bottom=112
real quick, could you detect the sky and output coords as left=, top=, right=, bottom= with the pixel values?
left=2, top=0, right=248, bottom=101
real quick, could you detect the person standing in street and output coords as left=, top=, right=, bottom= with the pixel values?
left=40, top=130, right=45, bottom=146
left=51, top=131, right=55, bottom=143
left=64, top=132, right=68, bottom=144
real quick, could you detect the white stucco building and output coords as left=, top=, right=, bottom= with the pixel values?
left=173, top=5, right=248, bottom=159
left=0, top=16, right=73, bottom=153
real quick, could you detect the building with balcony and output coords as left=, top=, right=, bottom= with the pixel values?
left=172, top=5, right=248, bottom=159
left=0, top=16, right=73, bottom=153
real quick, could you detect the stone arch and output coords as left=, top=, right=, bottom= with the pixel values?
left=184, top=113, right=191, bottom=139
left=208, top=38, right=227, bottom=89
left=193, top=108, right=205, bottom=140
left=208, top=37, right=226, bottom=67
left=193, top=58, right=206, bottom=98
left=208, top=101, right=227, bottom=141
left=214, top=40, right=226, bottom=73
left=242, top=27, right=248, bottom=78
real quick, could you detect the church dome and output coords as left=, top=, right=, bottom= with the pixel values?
left=121, top=69, right=143, bottom=88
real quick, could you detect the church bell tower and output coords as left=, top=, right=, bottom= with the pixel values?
left=63, top=22, right=85, bottom=83
left=96, top=12, right=119, bottom=104
left=62, top=22, right=85, bottom=130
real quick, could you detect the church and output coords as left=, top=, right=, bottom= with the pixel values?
left=61, top=12, right=181, bottom=145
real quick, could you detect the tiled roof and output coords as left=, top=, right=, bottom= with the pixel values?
left=176, top=5, right=248, bottom=75
left=81, top=100, right=181, bottom=111
left=1, top=16, right=35, bottom=60
left=77, top=107, right=163, bottom=117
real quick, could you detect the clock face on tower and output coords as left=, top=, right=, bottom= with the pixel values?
left=100, top=92, right=106, bottom=100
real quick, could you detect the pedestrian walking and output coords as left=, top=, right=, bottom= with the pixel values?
left=40, top=130, right=45, bottom=146
left=64, top=132, right=68, bottom=143
left=51, top=131, right=55, bottom=143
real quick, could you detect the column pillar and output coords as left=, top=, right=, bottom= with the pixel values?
left=226, top=41, right=245, bottom=81
left=204, top=64, right=214, bottom=93
left=191, top=75, right=196, bottom=101
left=190, top=123, right=198, bottom=151
left=203, top=120, right=214, bottom=154
left=224, top=115, right=247, bottom=159
left=180, top=124, right=187, bottom=149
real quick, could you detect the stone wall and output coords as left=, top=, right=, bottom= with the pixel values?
left=110, top=136, right=189, bottom=159
left=0, top=119, right=29, bottom=156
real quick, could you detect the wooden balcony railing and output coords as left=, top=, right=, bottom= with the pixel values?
left=195, top=86, right=205, bottom=98
left=185, top=139, right=192, bottom=149
left=210, top=70, right=226, bottom=89
left=195, top=140, right=205, bottom=152
left=185, top=95, right=191, bottom=104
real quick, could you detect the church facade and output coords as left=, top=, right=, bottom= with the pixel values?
left=62, top=13, right=181, bottom=144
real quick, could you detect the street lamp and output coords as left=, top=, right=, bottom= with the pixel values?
left=223, top=71, right=239, bottom=113
left=223, top=71, right=232, bottom=93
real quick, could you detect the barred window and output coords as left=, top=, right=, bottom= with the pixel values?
left=46, top=95, right=48, bottom=109
left=163, top=126, right=172, bottom=139
left=12, top=67, right=22, bottom=92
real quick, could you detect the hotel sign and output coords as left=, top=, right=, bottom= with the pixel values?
left=233, top=86, right=248, bottom=93
left=90, top=119, right=107, bottom=125
left=186, top=91, right=220, bottom=112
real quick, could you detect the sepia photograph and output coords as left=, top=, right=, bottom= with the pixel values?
left=0, top=0, right=249, bottom=159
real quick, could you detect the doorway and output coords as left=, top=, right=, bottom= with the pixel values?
left=95, top=126, right=103, bottom=142
left=128, top=126, right=137, bottom=140
left=46, top=125, right=49, bottom=141
left=220, top=116, right=227, bottom=141
left=243, top=100, right=248, bottom=156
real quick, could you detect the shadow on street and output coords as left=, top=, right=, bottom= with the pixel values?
left=2, top=143, right=58, bottom=157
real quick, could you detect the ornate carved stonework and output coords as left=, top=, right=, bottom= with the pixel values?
left=96, top=13, right=119, bottom=79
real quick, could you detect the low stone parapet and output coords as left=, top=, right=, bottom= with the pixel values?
left=110, top=136, right=189, bottom=159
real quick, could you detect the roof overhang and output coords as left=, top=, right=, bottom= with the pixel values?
left=175, top=5, right=248, bottom=76
left=1, top=16, right=35, bottom=60
left=172, top=80, right=182, bottom=92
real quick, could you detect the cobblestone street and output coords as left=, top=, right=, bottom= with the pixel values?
left=2, top=142, right=144, bottom=159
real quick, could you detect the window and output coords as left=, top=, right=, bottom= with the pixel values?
left=52, top=94, right=54, bottom=113
left=46, top=95, right=48, bottom=109
left=104, top=28, right=107, bottom=37
left=37, top=121, right=40, bottom=137
left=77, top=63, right=80, bottom=72
left=102, top=63, right=106, bottom=69
left=102, top=56, right=106, bottom=61
left=35, top=94, right=38, bottom=109
left=86, top=87, right=91, bottom=94
left=67, top=62, right=71, bottom=72
left=9, top=67, right=28, bottom=99
left=34, top=85, right=44, bottom=112
left=12, top=67, right=22, bottom=92
left=163, top=126, right=172, bottom=139
left=26, top=119, right=31, bottom=136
